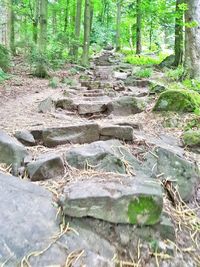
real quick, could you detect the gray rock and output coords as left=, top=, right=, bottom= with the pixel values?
left=0, top=131, right=28, bottom=174
left=14, top=130, right=36, bottom=146
left=65, top=139, right=140, bottom=173
left=59, top=176, right=163, bottom=225
left=38, top=97, right=55, bottom=113
left=26, top=153, right=65, bottom=181
left=100, top=126, right=133, bottom=141
left=108, top=96, right=147, bottom=116
left=42, top=123, right=100, bottom=147
left=114, top=71, right=128, bottom=80
left=55, top=97, right=76, bottom=110
left=125, top=77, right=150, bottom=87
left=78, top=102, right=108, bottom=115
left=156, top=147, right=200, bottom=201
left=0, top=173, right=66, bottom=266
left=149, top=81, right=167, bottom=94
left=158, top=55, right=175, bottom=68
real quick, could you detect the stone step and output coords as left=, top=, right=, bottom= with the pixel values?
left=78, top=102, right=108, bottom=115
left=59, top=176, right=163, bottom=225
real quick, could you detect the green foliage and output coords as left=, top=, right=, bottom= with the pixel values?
left=125, top=54, right=167, bottom=66
left=183, top=79, right=200, bottom=92
left=49, top=77, right=59, bottom=88
left=184, top=118, right=200, bottom=131
left=0, top=45, right=10, bottom=72
left=166, top=66, right=184, bottom=81
left=135, top=68, right=152, bottom=78
left=0, top=68, right=10, bottom=83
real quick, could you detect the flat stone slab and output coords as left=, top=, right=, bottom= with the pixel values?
left=42, top=123, right=100, bottom=147
left=26, top=153, right=65, bottom=181
left=65, top=139, right=140, bottom=174
left=78, top=102, right=108, bottom=115
left=0, top=173, right=66, bottom=266
left=100, top=126, right=133, bottom=141
left=59, top=176, right=163, bottom=225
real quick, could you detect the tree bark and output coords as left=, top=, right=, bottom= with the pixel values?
left=35, top=0, right=48, bottom=77
left=174, top=0, right=184, bottom=66
left=7, top=0, right=15, bottom=54
left=82, top=0, right=90, bottom=66
left=33, top=0, right=39, bottom=43
left=64, top=0, right=69, bottom=32
left=73, top=0, right=82, bottom=61
left=136, top=0, right=142, bottom=54
left=185, top=0, right=200, bottom=78
left=116, top=1, right=121, bottom=51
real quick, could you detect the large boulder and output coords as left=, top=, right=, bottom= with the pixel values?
left=26, top=153, right=65, bottom=181
left=0, top=131, right=28, bottom=173
left=59, top=176, right=163, bottom=225
left=0, top=173, right=66, bottom=266
left=108, top=96, right=147, bottom=116
left=158, top=54, right=175, bottom=68
left=65, top=139, right=140, bottom=174
left=153, top=89, right=200, bottom=112
left=42, top=123, right=100, bottom=147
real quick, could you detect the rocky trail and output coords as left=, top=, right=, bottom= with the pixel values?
left=0, top=51, right=199, bottom=267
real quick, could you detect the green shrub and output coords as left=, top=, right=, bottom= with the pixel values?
left=183, top=79, right=200, bottom=92
left=49, top=77, right=59, bottom=88
left=125, top=53, right=168, bottom=66
left=0, top=68, right=10, bottom=83
left=0, top=44, right=10, bottom=71
left=166, top=66, right=184, bottom=81
left=135, top=68, right=152, bottom=78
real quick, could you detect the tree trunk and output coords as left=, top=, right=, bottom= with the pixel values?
left=35, top=0, right=48, bottom=77
left=185, top=0, right=200, bottom=78
left=136, top=0, right=142, bottom=54
left=116, top=1, right=121, bottom=51
left=73, top=0, right=82, bottom=61
left=52, top=6, right=57, bottom=36
left=8, top=0, right=15, bottom=54
left=82, top=0, right=90, bottom=66
left=64, top=0, right=69, bottom=32
left=174, top=0, right=184, bottom=66
left=33, top=0, right=39, bottom=43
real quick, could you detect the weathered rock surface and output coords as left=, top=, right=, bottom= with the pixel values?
left=100, top=125, right=133, bottom=141
left=59, top=177, right=163, bottom=225
left=42, top=123, right=100, bottom=147
left=0, top=173, right=66, bottom=266
left=65, top=139, right=139, bottom=173
left=78, top=102, right=108, bottom=115
left=0, top=131, right=28, bottom=173
left=158, top=54, right=175, bottom=68
left=153, top=89, right=200, bottom=112
left=125, top=77, right=150, bottom=87
left=15, top=130, right=36, bottom=146
left=26, top=153, right=65, bottom=181
left=55, top=97, right=76, bottom=110
left=114, top=71, right=128, bottom=80
left=108, top=96, right=147, bottom=116
left=38, top=97, right=55, bottom=113
left=149, top=81, right=167, bottom=94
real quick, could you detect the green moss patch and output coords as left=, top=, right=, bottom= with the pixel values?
left=153, top=89, right=200, bottom=113
left=128, top=196, right=162, bottom=225
left=183, top=130, right=200, bottom=147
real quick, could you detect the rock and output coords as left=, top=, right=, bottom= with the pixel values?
left=153, top=89, right=200, bottom=112
left=182, top=130, right=200, bottom=147
left=65, top=139, right=140, bottom=173
left=59, top=176, right=163, bottom=225
left=0, top=173, right=66, bottom=266
left=55, top=97, right=76, bottom=110
left=156, top=147, right=200, bottom=201
left=42, top=123, right=100, bottom=147
left=14, top=130, right=36, bottom=146
left=114, top=71, right=128, bottom=80
left=0, top=131, right=28, bottom=174
left=78, top=102, right=108, bottom=115
left=158, top=55, right=175, bottom=68
left=26, top=153, right=65, bottom=181
left=38, top=97, right=55, bottom=113
left=149, top=81, right=167, bottom=94
left=100, top=126, right=133, bottom=141
left=124, top=77, right=150, bottom=87
left=108, top=96, right=147, bottom=116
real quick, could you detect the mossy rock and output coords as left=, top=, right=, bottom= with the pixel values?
left=153, top=89, right=200, bottom=113
left=183, top=130, right=200, bottom=147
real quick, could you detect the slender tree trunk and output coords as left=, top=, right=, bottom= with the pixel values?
left=73, top=0, right=82, bottom=61
left=116, top=1, right=121, bottom=51
left=174, top=0, right=184, bottom=66
left=136, top=0, right=142, bottom=54
left=33, top=0, right=39, bottom=43
left=129, top=24, right=134, bottom=51
left=8, top=0, right=15, bottom=54
left=185, top=0, right=200, bottom=78
left=35, top=0, right=48, bottom=77
left=82, top=0, right=90, bottom=66
left=64, top=0, right=69, bottom=32
left=52, top=6, right=57, bottom=36
left=149, top=19, right=153, bottom=51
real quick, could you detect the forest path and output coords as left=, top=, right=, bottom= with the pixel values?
left=0, top=51, right=199, bottom=267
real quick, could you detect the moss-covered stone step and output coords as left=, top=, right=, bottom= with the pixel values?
left=153, top=89, right=200, bottom=112
left=183, top=130, right=200, bottom=147
left=59, top=176, right=163, bottom=226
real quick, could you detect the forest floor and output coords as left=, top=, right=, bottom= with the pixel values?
left=0, top=51, right=199, bottom=267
